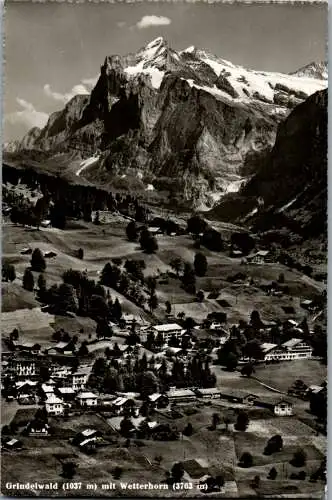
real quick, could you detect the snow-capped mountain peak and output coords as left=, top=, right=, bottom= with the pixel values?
left=144, top=36, right=167, bottom=49
left=100, top=38, right=327, bottom=104
left=291, top=61, right=327, bottom=80
left=182, top=45, right=196, bottom=54
left=117, top=39, right=327, bottom=107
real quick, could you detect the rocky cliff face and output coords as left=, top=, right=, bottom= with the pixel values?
left=209, top=89, right=327, bottom=239
left=7, top=37, right=327, bottom=208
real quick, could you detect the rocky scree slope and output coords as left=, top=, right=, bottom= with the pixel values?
left=7, top=38, right=327, bottom=208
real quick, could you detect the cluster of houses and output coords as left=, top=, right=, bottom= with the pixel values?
left=160, top=386, right=294, bottom=417
left=3, top=347, right=299, bottom=420
left=1, top=305, right=321, bottom=448
left=4, top=361, right=97, bottom=412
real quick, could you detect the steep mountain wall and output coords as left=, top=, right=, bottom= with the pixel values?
left=209, top=89, right=327, bottom=239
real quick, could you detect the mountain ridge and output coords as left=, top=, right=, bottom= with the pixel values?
left=4, top=38, right=327, bottom=208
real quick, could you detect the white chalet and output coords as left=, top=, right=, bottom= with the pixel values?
left=41, top=383, right=55, bottom=398
left=45, top=394, right=64, bottom=415
left=77, top=391, right=98, bottom=407
left=273, top=400, right=293, bottom=416
left=166, top=388, right=196, bottom=403
left=69, top=366, right=91, bottom=391
left=261, top=339, right=312, bottom=362
left=247, top=250, right=271, bottom=264
left=195, top=388, right=222, bottom=399
left=152, top=323, right=183, bottom=343
left=281, top=338, right=313, bottom=359
left=9, top=357, right=36, bottom=377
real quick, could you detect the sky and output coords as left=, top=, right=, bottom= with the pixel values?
left=3, top=1, right=327, bottom=142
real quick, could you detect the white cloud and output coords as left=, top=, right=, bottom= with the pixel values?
left=5, top=97, right=49, bottom=130
left=71, top=84, right=90, bottom=95
left=43, top=82, right=90, bottom=104
left=136, top=15, right=171, bottom=29
left=117, top=21, right=126, bottom=28
left=81, top=76, right=99, bottom=88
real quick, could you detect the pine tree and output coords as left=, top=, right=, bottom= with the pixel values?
left=2, top=262, right=16, bottom=282
left=112, top=298, right=122, bottom=321
left=55, top=283, right=78, bottom=314
left=182, top=263, right=196, bottom=294
left=23, top=268, right=34, bottom=291
left=140, top=228, right=158, bottom=254
left=37, top=273, right=47, bottom=301
left=148, top=294, right=158, bottom=313
left=126, top=221, right=138, bottom=241
left=194, top=252, right=208, bottom=277
left=31, top=248, right=46, bottom=272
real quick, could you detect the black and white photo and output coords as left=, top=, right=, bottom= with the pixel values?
left=1, top=1, right=327, bottom=497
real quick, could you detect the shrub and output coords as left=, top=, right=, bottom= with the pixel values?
left=171, top=462, right=185, bottom=482
left=235, top=411, right=249, bottom=431
left=251, top=475, right=260, bottom=489
left=290, top=449, right=307, bottom=467
left=112, top=466, right=123, bottom=479
left=239, top=452, right=253, bottom=468
left=264, top=435, right=283, bottom=455
left=241, top=363, right=254, bottom=378
left=268, top=467, right=277, bottom=480
left=62, top=461, right=77, bottom=479
left=182, top=423, right=193, bottom=436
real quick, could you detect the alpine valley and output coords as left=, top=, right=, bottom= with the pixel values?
left=2, top=32, right=328, bottom=499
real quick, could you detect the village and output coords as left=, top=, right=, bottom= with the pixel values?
left=1, top=180, right=327, bottom=497
left=1, top=299, right=327, bottom=496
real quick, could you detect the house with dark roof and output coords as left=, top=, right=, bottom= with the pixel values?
left=72, top=429, right=103, bottom=448
left=180, top=459, right=210, bottom=482
left=148, top=393, right=169, bottom=409
left=253, top=398, right=293, bottom=416
left=16, top=381, right=39, bottom=404
left=26, top=420, right=50, bottom=437
left=2, top=438, right=23, bottom=451
left=111, top=397, right=139, bottom=416
left=219, top=391, right=246, bottom=404
left=13, top=341, right=41, bottom=355
left=56, top=387, right=76, bottom=402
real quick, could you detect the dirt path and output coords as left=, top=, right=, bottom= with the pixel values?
left=252, top=376, right=287, bottom=395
